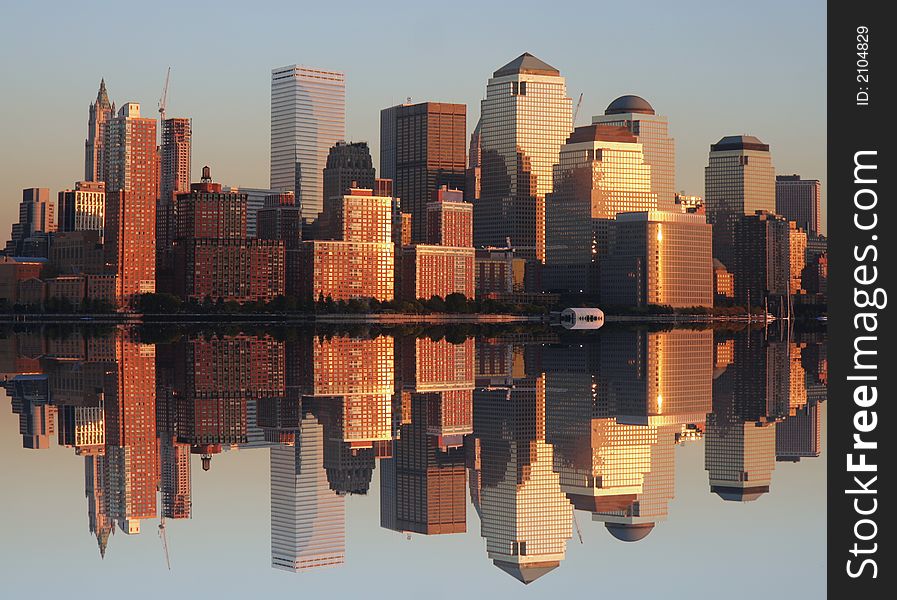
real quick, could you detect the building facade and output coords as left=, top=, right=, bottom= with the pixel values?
left=475, top=53, right=572, bottom=261
left=732, top=211, right=790, bottom=307
left=775, top=174, right=821, bottom=236
left=270, top=65, right=346, bottom=222
left=592, top=95, right=676, bottom=210
left=600, top=211, right=713, bottom=308
left=85, top=79, right=114, bottom=183
left=158, top=117, right=192, bottom=255
left=704, top=135, right=775, bottom=269
left=322, top=141, right=375, bottom=209
left=5, top=188, right=55, bottom=256
left=58, top=181, right=105, bottom=238
left=544, top=124, right=656, bottom=293
left=103, top=103, right=158, bottom=301
left=386, top=102, right=467, bottom=243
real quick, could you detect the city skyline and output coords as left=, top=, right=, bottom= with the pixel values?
left=0, top=1, right=826, bottom=236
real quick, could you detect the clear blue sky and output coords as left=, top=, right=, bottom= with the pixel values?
left=0, top=0, right=826, bottom=234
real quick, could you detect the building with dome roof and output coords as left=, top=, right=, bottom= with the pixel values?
left=592, top=95, right=676, bottom=211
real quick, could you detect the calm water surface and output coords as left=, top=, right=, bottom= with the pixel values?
left=0, top=324, right=826, bottom=599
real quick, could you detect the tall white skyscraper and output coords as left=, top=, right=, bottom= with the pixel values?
left=270, top=65, right=346, bottom=222
left=270, top=414, right=345, bottom=572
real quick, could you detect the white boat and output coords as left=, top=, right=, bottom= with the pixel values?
left=559, top=307, right=605, bottom=330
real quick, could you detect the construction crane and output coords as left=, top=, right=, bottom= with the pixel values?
left=158, top=516, right=171, bottom=570
left=573, top=92, right=584, bottom=126
left=158, top=66, right=171, bottom=122
left=572, top=511, right=584, bottom=544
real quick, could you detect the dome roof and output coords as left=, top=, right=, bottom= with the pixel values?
left=605, top=95, right=655, bottom=115
left=605, top=522, right=655, bottom=542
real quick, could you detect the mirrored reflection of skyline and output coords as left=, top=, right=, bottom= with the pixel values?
left=1, top=325, right=826, bottom=587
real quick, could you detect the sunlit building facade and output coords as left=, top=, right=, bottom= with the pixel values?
left=592, top=95, right=676, bottom=210
left=103, top=103, right=158, bottom=301
left=544, top=124, right=656, bottom=293
left=58, top=181, right=105, bottom=238
left=85, top=79, right=113, bottom=183
left=475, top=53, right=572, bottom=261
left=388, top=102, right=467, bottom=242
left=600, top=211, right=713, bottom=308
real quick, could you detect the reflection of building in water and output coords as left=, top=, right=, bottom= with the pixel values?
left=776, top=402, right=821, bottom=462
left=85, top=454, right=114, bottom=557
left=103, top=333, right=157, bottom=534
left=5, top=374, right=54, bottom=449
left=380, top=392, right=467, bottom=535
left=173, top=335, right=285, bottom=470
left=472, top=344, right=572, bottom=584
left=707, top=330, right=780, bottom=501
left=300, top=335, right=395, bottom=495
left=544, top=332, right=709, bottom=541
left=787, top=341, right=808, bottom=415
left=270, top=413, right=345, bottom=572
left=705, top=418, right=776, bottom=502
left=159, top=436, right=191, bottom=519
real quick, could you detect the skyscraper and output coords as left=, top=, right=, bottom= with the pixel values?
left=5, top=188, right=55, bottom=255
left=270, top=65, right=346, bottom=222
left=385, top=102, right=467, bottom=242
left=103, top=103, right=158, bottom=301
left=475, top=53, right=572, bottom=262
left=704, top=135, right=775, bottom=268
left=592, top=95, right=676, bottom=210
left=732, top=211, right=791, bottom=306
left=379, top=102, right=411, bottom=180
left=158, top=117, right=192, bottom=255
left=544, top=124, right=656, bottom=293
left=85, top=79, right=114, bottom=183
left=58, top=181, right=105, bottom=237
left=600, top=211, right=713, bottom=308
left=322, top=141, right=376, bottom=206
left=270, top=414, right=346, bottom=572
left=775, top=174, right=821, bottom=236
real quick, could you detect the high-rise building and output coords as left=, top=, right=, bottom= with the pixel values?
left=58, top=181, right=105, bottom=238
left=427, top=187, right=472, bottom=247
left=384, top=102, right=467, bottom=242
left=223, top=186, right=278, bottom=238
left=544, top=124, right=656, bottom=293
left=103, top=103, right=158, bottom=301
left=270, top=65, right=346, bottom=222
left=5, top=188, right=56, bottom=256
left=732, top=211, right=790, bottom=306
left=270, top=414, right=346, bottom=572
left=475, top=53, right=572, bottom=262
left=300, top=187, right=394, bottom=302
left=322, top=141, right=376, bottom=208
left=592, top=95, right=676, bottom=210
left=776, top=174, right=821, bottom=236
left=705, top=418, right=777, bottom=502
left=466, top=118, right=482, bottom=203
left=171, top=168, right=285, bottom=303
left=157, top=118, right=192, bottom=255
left=85, top=79, right=114, bottom=183
left=379, top=102, right=411, bottom=180
left=600, top=211, right=713, bottom=308
left=788, top=222, right=807, bottom=295
left=257, top=192, right=302, bottom=250
left=704, top=135, right=775, bottom=268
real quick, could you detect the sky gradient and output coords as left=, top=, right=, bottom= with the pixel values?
left=0, top=0, right=826, bottom=235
